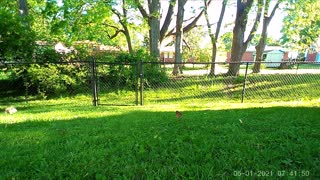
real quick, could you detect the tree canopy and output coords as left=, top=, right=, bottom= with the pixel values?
left=0, top=1, right=35, bottom=60
left=281, top=0, right=320, bottom=50
left=0, top=0, right=319, bottom=72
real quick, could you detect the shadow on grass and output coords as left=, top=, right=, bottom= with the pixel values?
left=0, top=106, right=319, bottom=179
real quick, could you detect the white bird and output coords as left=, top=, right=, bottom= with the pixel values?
left=5, top=106, right=17, bottom=115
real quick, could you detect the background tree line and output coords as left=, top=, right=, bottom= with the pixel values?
left=1, top=0, right=319, bottom=76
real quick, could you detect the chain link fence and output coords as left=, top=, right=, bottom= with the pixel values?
left=95, top=62, right=139, bottom=106
left=1, top=60, right=319, bottom=106
left=142, top=62, right=320, bottom=105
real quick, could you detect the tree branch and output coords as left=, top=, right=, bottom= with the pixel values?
left=215, top=0, right=228, bottom=39
left=111, top=8, right=122, bottom=20
left=101, top=23, right=125, bottom=39
left=267, top=1, right=279, bottom=23
left=102, top=23, right=120, bottom=30
left=160, top=0, right=176, bottom=42
left=166, top=0, right=212, bottom=37
left=181, top=0, right=210, bottom=34
left=183, top=39, right=191, bottom=51
left=111, top=7, right=127, bottom=28
left=134, top=0, right=149, bottom=19
left=107, top=29, right=125, bottom=39
left=244, top=0, right=263, bottom=47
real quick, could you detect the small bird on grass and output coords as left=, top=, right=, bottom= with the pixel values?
left=176, top=111, right=182, bottom=119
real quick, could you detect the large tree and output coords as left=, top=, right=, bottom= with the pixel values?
left=252, top=0, right=280, bottom=73
left=44, top=0, right=138, bottom=50
left=281, top=0, right=320, bottom=51
left=110, top=0, right=134, bottom=53
left=135, top=0, right=161, bottom=58
left=170, top=0, right=213, bottom=75
left=0, top=0, right=35, bottom=60
left=227, top=0, right=263, bottom=76
left=135, top=0, right=211, bottom=59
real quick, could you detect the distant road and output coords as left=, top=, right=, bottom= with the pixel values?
left=182, top=64, right=320, bottom=76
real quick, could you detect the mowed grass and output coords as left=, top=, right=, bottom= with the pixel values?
left=0, top=98, right=319, bottom=178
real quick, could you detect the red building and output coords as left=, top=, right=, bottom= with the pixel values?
left=226, top=51, right=255, bottom=62
left=160, top=46, right=175, bottom=63
left=307, top=52, right=318, bottom=62
left=226, top=46, right=291, bottom=62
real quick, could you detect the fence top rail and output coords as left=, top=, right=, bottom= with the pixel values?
left=1, top=61, right=319, bottom=66
left=0, top=61, right=139, bottom=66
left=0, top=61, right=91, bottom=65
left=146, top=61, right=320, bottom=65
left=95, top=61, right=138, bottom=65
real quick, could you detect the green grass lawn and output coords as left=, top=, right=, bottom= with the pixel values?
left=0, top=98, right=319, bottom=178
left=297, top=63, right=320, bottom=69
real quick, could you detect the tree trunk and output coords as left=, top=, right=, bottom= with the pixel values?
left=208, top=42, right=217, bottom=75
left=149, top=0, right=161, bottom=59
left=112, top=0, right=134, bottom=54
left=18, top=0, right=30, bottom=28
left=135, top=0, right=160, bottom=58
left=228, top=32, right=245, bottom=76
left=253, top=0, right=279, bottom=73
left=122, top=0, right=133, bottom=54
left=205, top=0, right=227, bottom=76
left=253, top=22, right=268, bottom=73
left=123, top=26, right=133, bottom=54
left=173, top=0, right=187, bottom=75
left=18, top=0, right=28, bottom=17
left=227, top=0, right=263, bottom=76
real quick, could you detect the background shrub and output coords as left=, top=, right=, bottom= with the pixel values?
left=104, top=50, right=168, bottom=90
left=27, top=63, right=89, bottom=97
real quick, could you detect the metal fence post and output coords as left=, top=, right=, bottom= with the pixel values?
left=241, top=62, right=249, bottom=103
left=24, top=77, right=29, bottom=103
left=90, top=57, right=98, bottom=106
left=139, top=60, right=144, bottom=106
left=135, top=63, right=139, bottom=105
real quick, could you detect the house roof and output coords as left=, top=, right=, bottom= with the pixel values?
left=73, top=40, right=121, bottom=51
